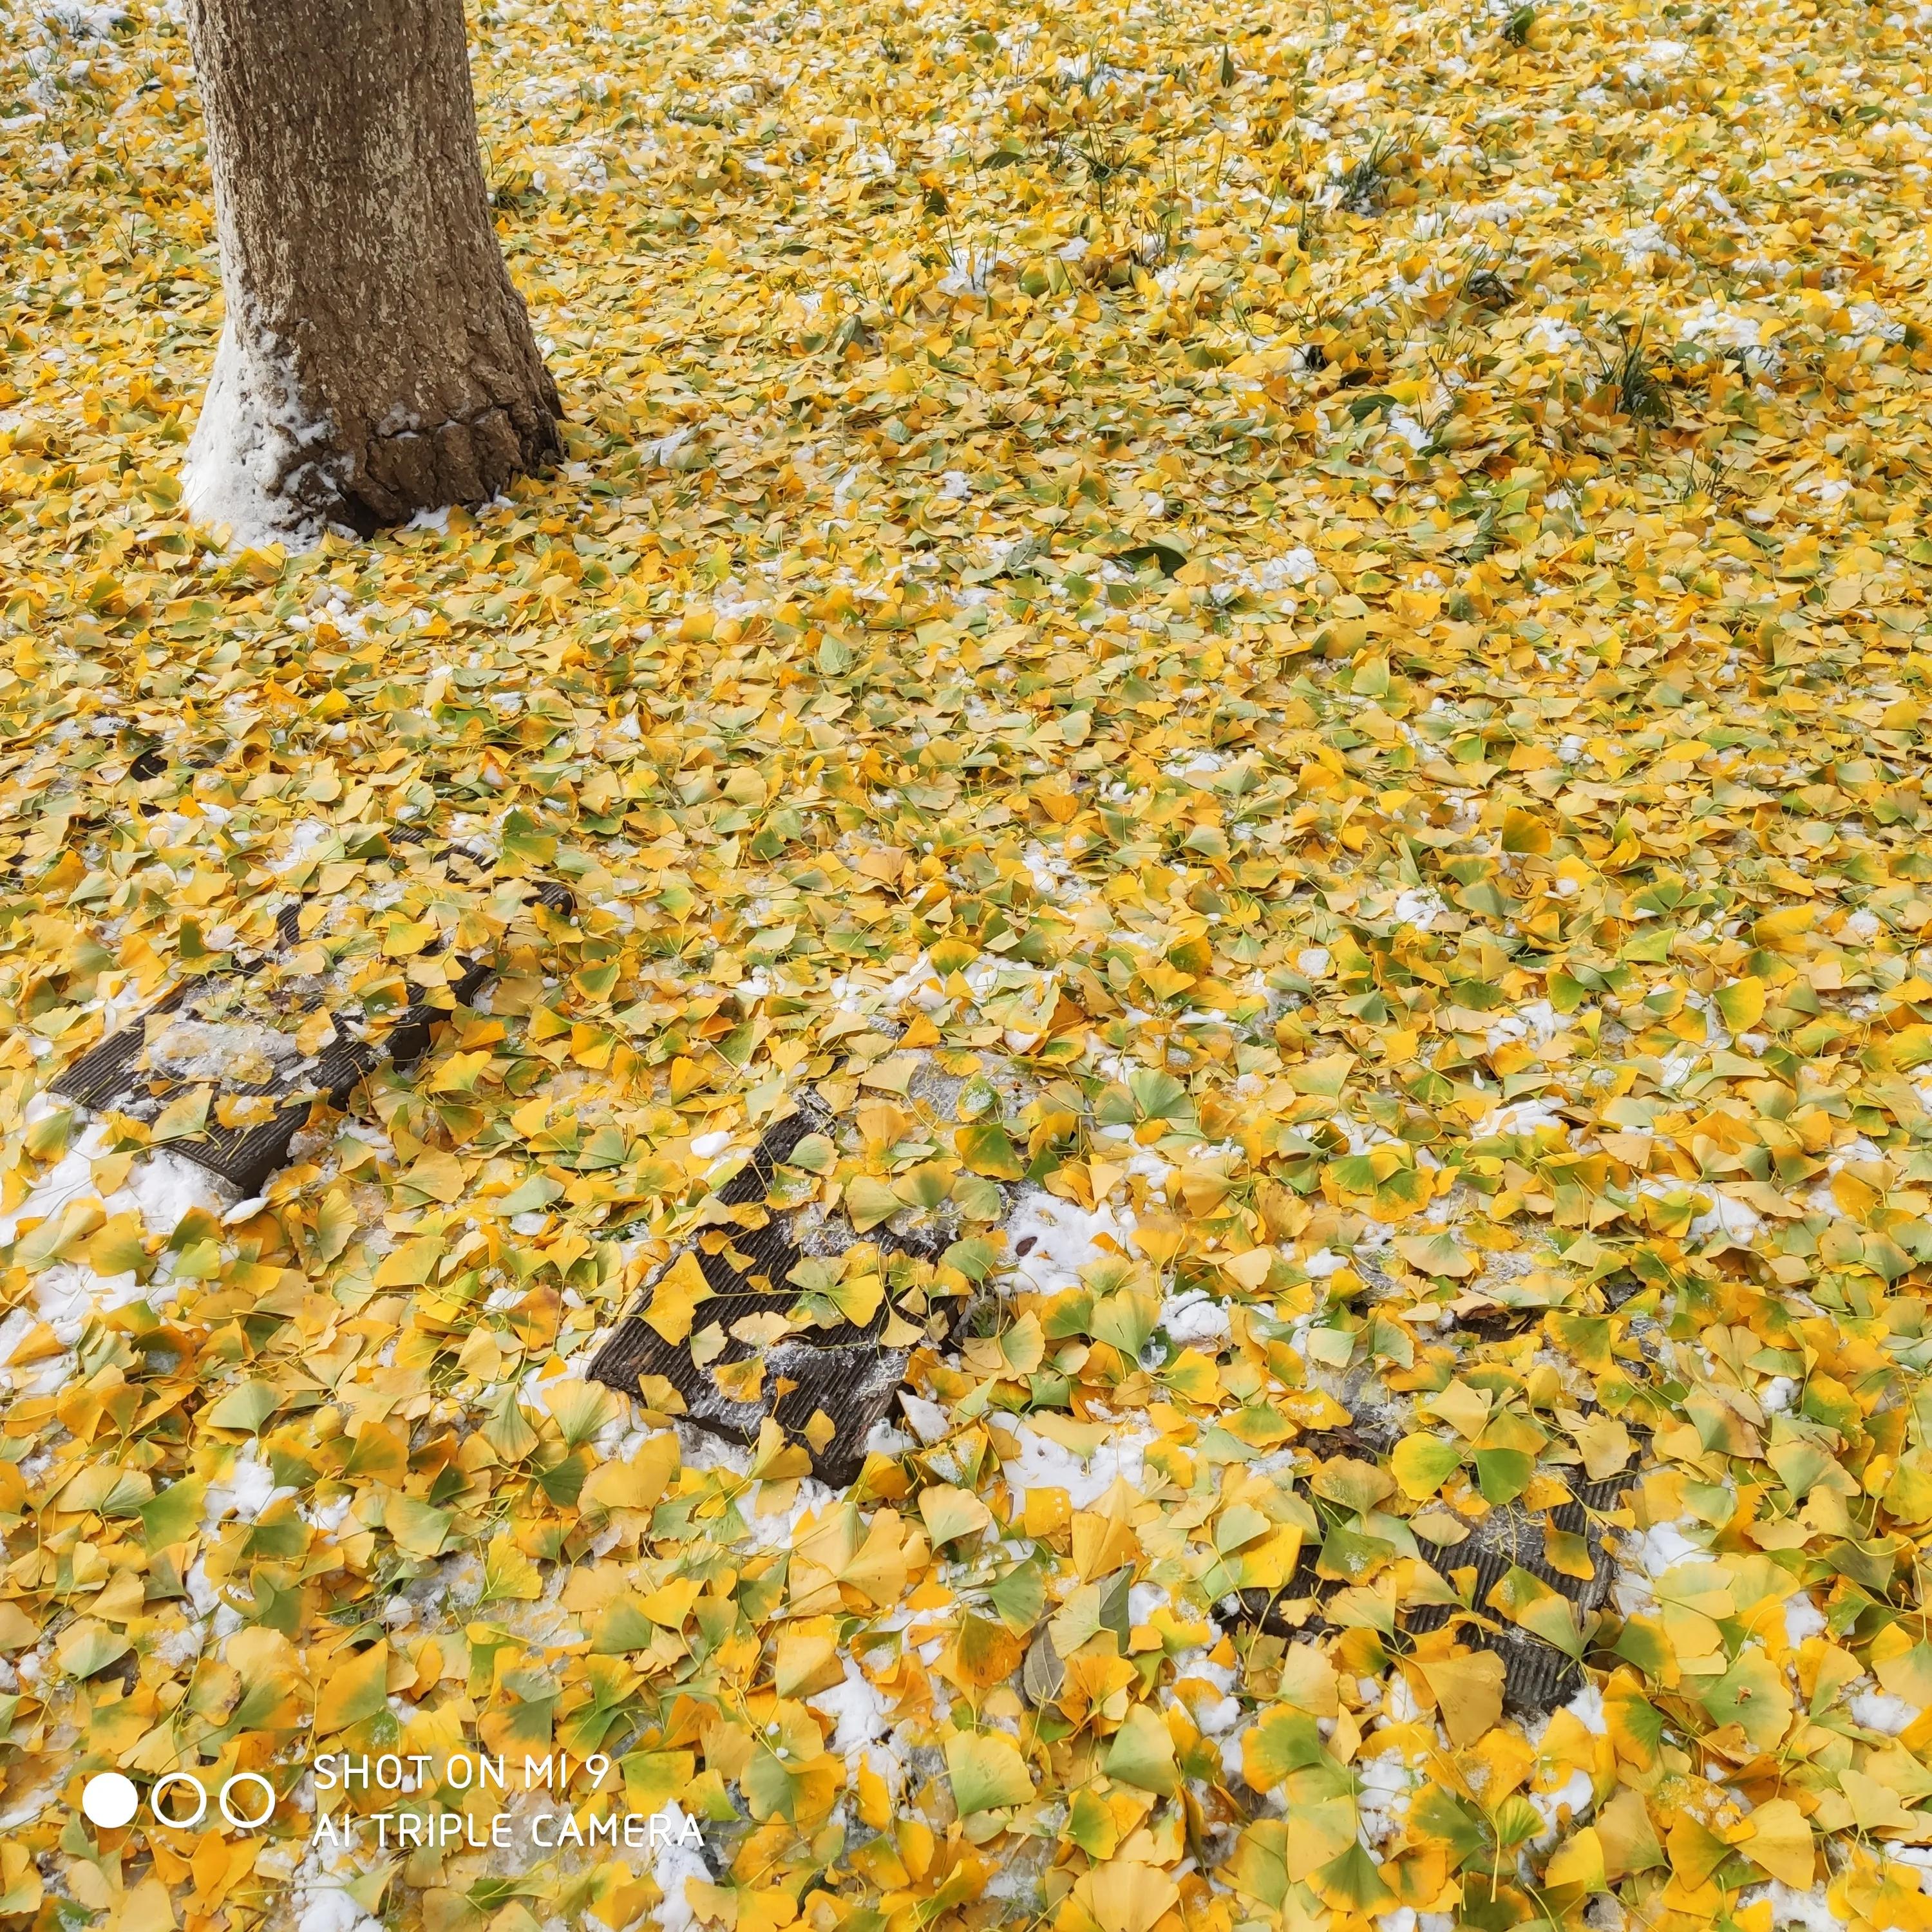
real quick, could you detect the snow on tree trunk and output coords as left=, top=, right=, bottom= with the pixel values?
left=182, top=0, right=563, bottom=545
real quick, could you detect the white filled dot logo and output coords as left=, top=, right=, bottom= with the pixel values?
left=80, top=1774, right=138, bottom=1829
left=81, top=1772, right=276, bottom=1831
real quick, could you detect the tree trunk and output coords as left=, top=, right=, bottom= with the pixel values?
left=182, top=0, right=562, bottom=544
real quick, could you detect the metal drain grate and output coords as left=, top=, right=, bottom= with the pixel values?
left=52, top=827, right=576, bottom=1197
left=51, top=958, right=491, bottom=1197
left=1400, top=1471, right=1627, bottom=1708
left=1227, top=1469, right=1630, bottom=1710
left=589, top=1064, right=1022, bottom=1486
left=44, top=871, right=574, bottom=1196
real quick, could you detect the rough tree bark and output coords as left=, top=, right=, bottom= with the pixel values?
left=182, top=0, right=562, bottom=544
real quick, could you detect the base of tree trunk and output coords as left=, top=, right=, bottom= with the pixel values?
left=183, top=0, right=564, bottom=547
left=184, top=314, right=564, bottom=547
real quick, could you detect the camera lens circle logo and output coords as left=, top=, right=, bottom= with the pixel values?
left=82, top=1772, right=276, bottom=1830
left=80, top=1774, right=139, bottom=1830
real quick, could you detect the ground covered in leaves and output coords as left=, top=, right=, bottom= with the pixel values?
left=7, top=0, right=1932, bottom=1929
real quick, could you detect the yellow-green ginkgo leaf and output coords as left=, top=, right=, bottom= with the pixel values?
left=314, top=1642, right=390, bottom=1735
left=1700, top=1645, right=1792, bottom=1752
left=1307, top=1841, right=1392, bottom=1914
left=1390, top=1431, right=1463, bottom=1499
left=1714, top=976, right=1766, bottom=1032
left=944, top=1729, right=1034, bottom=1815
left=1102, top=1701, right=1179, bottom=1795
left=1416, top=1651, right=1505, bottom=1748
left=478, top=1531, right=545, bottom=1604
left=1393, top=1231, right=1475, bottom=1278
left=1236, top=1708, right=1329, bottom=1793
left=56, top=1618, right=131, bottom=1680
left=918, top=1483, right=991, bottom=1547
left=1739, top=1795, right=1814, bottom=1888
